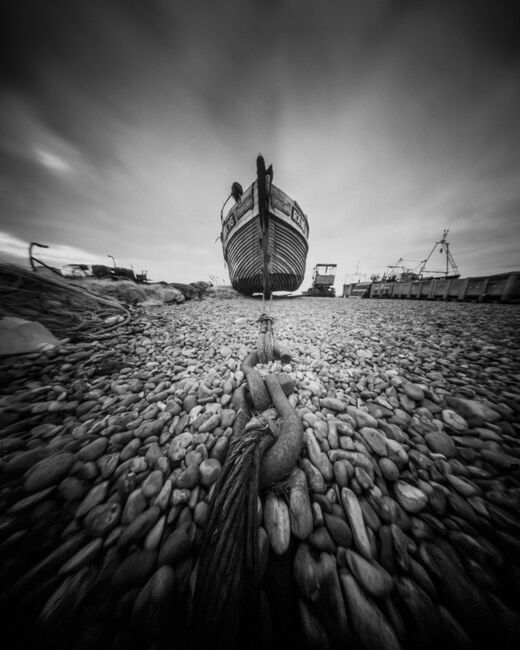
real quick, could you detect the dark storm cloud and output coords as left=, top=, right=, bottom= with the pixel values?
left=0, top=0, right=519, bottom=282
left=1, top=0, right=517, bottom=164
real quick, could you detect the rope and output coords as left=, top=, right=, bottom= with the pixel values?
left=190, top=421, right=274, bottom=650
left=256, top=313, right=275, bottom=363
left=191, top=307, right=302, bottom=648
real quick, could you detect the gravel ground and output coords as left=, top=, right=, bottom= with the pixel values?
left=1, top=296, right=520, bottom=650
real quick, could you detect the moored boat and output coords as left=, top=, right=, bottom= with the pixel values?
left=220, top=155, right=309, bottom=297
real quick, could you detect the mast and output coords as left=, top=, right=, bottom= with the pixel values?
left=418, top=230, right=459, bottom=278
left=256, top=154, right=272, bottom=299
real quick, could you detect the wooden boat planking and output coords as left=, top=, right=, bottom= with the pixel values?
left=221, top=156, right=309, bottom=297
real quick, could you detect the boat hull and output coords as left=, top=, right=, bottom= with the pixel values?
left=222, top=181, right=309, bottom=295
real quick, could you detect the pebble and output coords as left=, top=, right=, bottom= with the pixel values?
left=359, top=427, right=387, bottom=456
left=153, top=479, right=173, bottom=511
left=58, top=476, right=89, bottom=502
left=403, top=382, right=425, bottom=401
left=345, top=549, right=394, bottom=597
left=3, top=448, right=49, bottom=476
left=110, top=549, right=157, bottom=593
left=59, top=538, right=103, bottom=574
left=75, top=480, right=109, bottom=518
left=84, top=502, right=122, bottom=537
left=441, top=409, right=468, bottom=432
left=23, top=452, right=75, bottom=492
left=341, top=488, right=373, bottom=559
left=141, top=470, right=164, bottom=498
left=122, top=489, right=146, bottom=524
left=447, top=396, right=501, bottom=423
left=198, top=458, right=221, bottom=487
left=424, top=430, right=456, bottom=458
left=394, top=480, right=428, bottom=513
left=319, top=397, right=346, bottom=412
left=1, top=298, right=519, bottom=650
left=118, top=506, right=161, bottom=549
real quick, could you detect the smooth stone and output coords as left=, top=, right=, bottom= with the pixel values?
left=442, top=409, right=468, bottom=432
left=446, top=474, right=479, bottom=497
left=60, top=539, right=103, bottom=574
left=24, top=453, right=75, bottom=492
left=220, top=409, right=235, bottom=428
left=403, top=383, right=425, bottom=402
left=446, top=396, right=501, bottom=423
left=75, top=481, right=109, bottom=518
left=144, top=515, right=166, bottom=551
left=84, top=502, right=122, bottom=537
left=210, top=436, right=229, bottom=464
left=341, top=487, right=372, bottom=560
left=97, top=452, right=120, bottom=479
left=158, top=521, right=195, bottom=566
left=142, top=470, right=164, bottom=498
left=3, top=448, right=49, bottom=476
left=135, top=420, right=164, bottom=439
left=168, top=432, right=193, bottom=462
left=129, top=456, right=147, bottom=473
left=176, top=464, right=200, bottom=489
left=319, top=397, right=346, bottom=412
left=145, top=443, right=162, bottom=466
left=171, top=488, right=191, bottom=505
left=120, top=439, right=141, bottom=462
left=359, top=427, right=387, bottom=456
left=355, top=466, right=373, bottom=490
left=77, top=438, right=108, bottom=462
left=194, top=501, right=210, bottom=527
left=118, top=506, right=162, bottom=549
left=122, top=489, right=146, bottom=524
left=333, top=460, right=349, bottom=487
left=339, top=570, right=400, bottom=650
left=480, top=450, right=518, bottom=471
left=153, top=479, right=173, bottom=511
left=110, top=549, right=157, bottom=592
left=198, top=413, right=220, bottom=433
left=345, top=549, right=394, bottom=597
left=185, top=450, right=203, bottom=466
left=425, top=431, right=456, bottom=458
left=347, top=406, right=378, bottom=429
left=58, top=477, right=89, bottom=502
left=378, top=457, right=399, bottom=482
left=199, top=458, right=221, bottom=487
left=385, top=439, right=409, bottom=469
left=394, top=481, right=428, bottom=514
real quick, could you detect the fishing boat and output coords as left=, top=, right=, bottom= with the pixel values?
left=220, top=155, right=309, bottom=297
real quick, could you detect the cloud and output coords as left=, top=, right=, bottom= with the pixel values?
left=0, top=1, right=519, bottom=289
left=0, top=231, right=108, bottom=266
left=34, top=148, right=71, bottom=173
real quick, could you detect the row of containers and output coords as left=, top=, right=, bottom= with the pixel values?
left=342, top=271, right=520, bottom=303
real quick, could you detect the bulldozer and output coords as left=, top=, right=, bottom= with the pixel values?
left=304, top=264, right=337, bottom=297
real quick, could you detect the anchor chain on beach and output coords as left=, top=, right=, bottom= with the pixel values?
left=191, top=308, right=304, bottom=649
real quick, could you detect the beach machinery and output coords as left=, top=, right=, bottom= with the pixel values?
left=305, top=264, right=337, bottom=297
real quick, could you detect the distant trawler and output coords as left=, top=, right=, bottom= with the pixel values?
left=342, top=231, right=520, bottom=302
left=220, top=155, right=309, bottom=297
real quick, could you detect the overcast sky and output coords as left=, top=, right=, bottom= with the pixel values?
left=1, top=0, right=519, bottom=289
